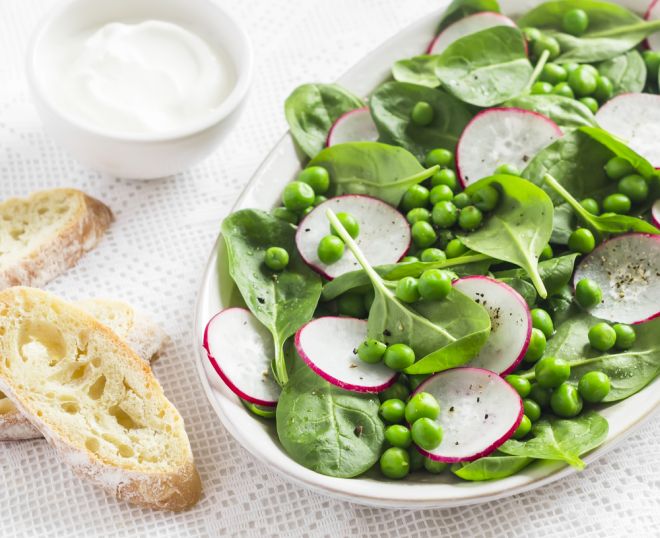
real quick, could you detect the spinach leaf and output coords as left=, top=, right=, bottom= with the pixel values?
left=550, top=204, right=577, bottom=244
left=327, top=210, right=491, bottom=375
left=546, top=284, right=578, bottom=326
left=498, top=277, right=538, bottom=307
left=494, top=253, right=579, bottom=297
left=276, top=365, right=384, bottom=478
left=434, top=26, right=533, bottom=107
left=308, top=141, right=437, bottom=206
left=221, top=210, right=322, bottom=385
left=284, top=83, right=364, bottom=158
left=437, top=0, right=501, bottom=33
left=499, top=411, right=608, bottom=469
left=451, top=454, right=533, bottom=481
left=597, top=50, right=647, bottom=96
left=392, top=56, right=440, bottom=88
left=517, top=0, right=660, bottom=63
left=520, top=314, right=660, bottom=402
left=458, top=175, right=554, bottom=298
left=369, top=82, right=473, bottom=161
left=503, top=95, right=597, bottom=131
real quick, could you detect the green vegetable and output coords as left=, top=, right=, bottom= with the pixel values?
left=411, top=417, right=443, bottom=450
left=380, top=447, right=410, bottom=479
left=330, top=212, right=360, bottom=239
left=298, top=166, right=331, bottom=194
left=602, top=193, right=631, bottom=214
left=222, top=210, right=322, bottom=385
left=411, top=101, right=434, bottom=126
left=337, top=292, right=367, bottom=318
left=513, top=415, right=533, bottom=439
left=617, top=174, right=648, bottom=203
left=499, top=411, right=608, bottom=469
left=318, top=235, right=345, bottom=264
left=436, top=0, right=501, bottom=33
left=613, top=323, right=636, bottom=350
left=494, top=253, right=579, bottom=297
left=432, top=168, right=459, bottom=190
left=426, top=148, right=455, bottom=168
left=575, top=278, right=602, bottom=308
left=568, top=227, right=596, bottom=254
left=401, top=185, right=430, bottom=211
left=535, top=356, right=570, bottom=388
left=458, top=175, right=554, bottom=298
left=432, top=200, right=459, bottom=228
left=524, top=328, right=547, bottom=363
left=451, top=454, right=533, bottom=481
left=424, top=458, right=448, bottom=474
left=504, top=95, right=597, bottom=132
left=588, top=322, right=616, bottom=351
left=357, top=339, right=387, bottom=364
left=308, top=141, right=438, bottom=206
left=405, top=392, right=440, bottom=423
left=523, top=399, right=542, bottom=422
left=384, top=343, right=416, bottom=370
left=550, top=382, right=583, bottom=418
left=284, top=83, right=364, bottom=158
left=578, top=371, right=611, bottom=403
left=420, top=248, right=447, bottom=263
left=430, top=185, right=454, bottom=205
left=418, top=269, right=452, bottom=301
left=282, top=181, right=315, bottom=211
left=276, top=365, right=384, bottom=478
left=579, top=96, right=599, bottom=114
left=264, top=246, right=290, bottom=271
left=380, top=398, right=406, bottom=423
left=532, top=308, right=554, bottom=338
left=434, top=26, right=533, bottom=107
left=385, top=424, right=412, bottom=448
left=562, top=8, right=589, bottom=36
left=499, top=277, right=538, bottom=307
left=392, top=56, right=441, bottom=88
left=411, top=220, right=437, bottom=248
left=458, top=205, right=483, bottom=231
left=568, top=65, right=598, bottom=96
left=532, top=81, right=554, bottom=95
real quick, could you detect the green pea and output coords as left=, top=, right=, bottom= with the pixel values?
left=272, top=206, right=298, bottom=224
left=535, top=356, right=571, bottom=389
left=330, top=211, right=360, bottom=239
left=418, top=269, right=452, bottom=301
left=505, top=375, right=532, bottom=398
left=568, top=227, right=596, bottom=254
left=425, top=148, right=454, bottom=168
left=617, top=174, right=648, bottom=203
left=407, top=207, right=431, bottom=224
left=643, top=50, right=660, bottom=80
left=357, top=338, right=387, bottom=364
left=540, top=63, right=568, bottom=84
left=578, top=371, right=611, bottom=403
left=384, top=343, right=416, bottom=371
left=529, top=383, right=552, bottom=408
left=317, top=235, right=345, bottom=264
left=522, top=27, right=541, bottom=43
left=579, top=97, right=599, bottom=114
left=431, top=168, right=458, bottom=190
left=313, top=195, right=327, bottom=206
left=604, top=156, right=635, bottom=180
left=580, top=197, right=600, bottom=215
left=282, top=181, right=315, bottom=211
left=593, top=75, right=613, bottom=101
left=300, top=206, right=314, bottom=218
left=401, top=184, right=430, bottom=211
left=432, top=201, right=459, bottom=228
left=531, top=81, right=554, bottom=95
left=575, top=278, right=602, bottom=309
left=337, top=292, right=367, bottom=318
left=385, top=424, right=412, bottom=448
left=588, top=322, right=616, bottom=351
left=568, top=66, right=598, bottom=97
left=396, top=276, right=421, bottom=304
left=411, top=221, right=438, bottom=248
left=379, top=383, right=409, bottom=403
left=531, top=308, right=554, bottom=338
left=471, top=185, right=500, bottom=211
left=297, top=166, right=330, bottom=194
left=411, top=101, right=434, bottom=126
left=264, top=246, right=289, bottom=271
left=379, top=398, right=406, bottom=422
left=523, top=398, right=542, bottom=422
left=405, top=392, right=440, bottom=423
left=408, top=447, right=426, bottom=471
left=453, top=192, right=470, bottom=209
left=401, top=256, right=419, bottom=263
left=424, top=458, right=447, bottom=474
left=524, top=328, right=547, bottom=363
left=550, top=383, right=583, bottom=418
left=512, top=415, right=532, bottom=439
left=494, top=163, right=521, bottom=176
left=602, top=193, right=631, bottom=214
left=552, top=82, right=575, bottom=99
left=429, top=184, right=454, bottom=204
left=540, top=244, right=554, bottom=261
left=613, top=323, right=636, bottom=350
left=458, top=205, right=483, bottom=231
left=533, top=34, right=561, bottom=60
left=379, top=447, right=410, bottom=479
left=562, top=8, right=589, bottom=35
left=420, top=248, right=446, bottom=263
left=445, top=238, right=468, bottom=259
left=411, top=418, right=443, bottom=450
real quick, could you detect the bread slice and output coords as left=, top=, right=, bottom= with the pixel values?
left=0, top=298, right=168, bottom=441
left=0, top=287, right=200, bottom=511
left=0, top=189, right=113, bottom=290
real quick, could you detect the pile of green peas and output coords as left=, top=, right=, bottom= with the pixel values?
left=273, top=165, right=331, bottom=225
left=642, top=50, right=660, bottom=93
left=317, top=211, right=360, bottom=265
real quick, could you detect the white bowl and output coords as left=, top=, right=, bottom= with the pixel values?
left=27, top=0, right=253, bottom=179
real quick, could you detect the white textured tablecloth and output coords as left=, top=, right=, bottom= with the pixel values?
left=1, top=1, right=659, bottom=536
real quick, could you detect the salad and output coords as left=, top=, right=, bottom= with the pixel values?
left=204, top=0, right=660, bottom=483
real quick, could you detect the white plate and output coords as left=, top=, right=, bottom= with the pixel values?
left=193, top=2, right=660, bottom=508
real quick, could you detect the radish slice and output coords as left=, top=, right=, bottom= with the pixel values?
left=573, top=233, right=660, bottom=324
left=204, top=308, right=280, bottom=407
left=646, top=0, right=660, bottom=51
left=653, top=199, right=660, bottom=228
left=413, top=368, right=523, bottom=463
left=296, top=195, right=410, bottom=279
left=453, top=276, right=531, bottom=375
left=427, top=12, right=517, bottom=55
left=595, top=93, right=660, bottom=167
left=456, top=107, right=562, bottom=187
left=295, top=317, right=398, bottom=393
left=326, top=107, right=379, bottom=146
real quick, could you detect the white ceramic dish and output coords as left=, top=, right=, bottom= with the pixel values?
left=194, top=2, right=660, bottom=508
left=27, top=0, right=253, bottom=179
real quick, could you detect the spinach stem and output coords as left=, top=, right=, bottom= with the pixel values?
left=383, top=253, right=492, bottom=280
left=543, top=173, right=600, bottom=236
left=273, top=339, right=288, bottom=387
left=525, top=49, right=550, bottom=93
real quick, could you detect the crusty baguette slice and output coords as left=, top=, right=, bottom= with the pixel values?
left=0, top=287, right=200, bottom=511
left=0, top=189, right=113, bottom=290
left=0, top=298, right=168, bottom=441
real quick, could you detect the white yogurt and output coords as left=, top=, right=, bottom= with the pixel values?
left=43, top=20, right=236, bottom=135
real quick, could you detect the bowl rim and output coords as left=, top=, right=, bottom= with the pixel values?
left=25, top=0, right=254, bottom=143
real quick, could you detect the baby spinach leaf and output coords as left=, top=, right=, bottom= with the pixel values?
left=518, top=0, right=660, bottom=63
left=284, top=83, right=364, bottom=158
left=437, top=0, right=501, bottom=33
left=221, top=209, right=322, bottom=385
left=369, top=82, right=473, bottom=161
left=494, top=253, right=579, bottom=297
left=392, top=56, right=440, bottom=88
left=451, top=454, right=533, bottom=481
left=597, top=50, right=647, bottom=96
left=498, top=277, right=538, bottom=307
left=308, top=141, right=437, bottom=206
left=458, top=175, right=554, bottom=298
left=499, top=411, right=608, bottom=469
left=503, top=95, right=597, bottom=131
left=327, top=209, right=490, bottom=375
left=276, top=365, right=384, bottom=478
left=434, top=26, right=533, bottom=107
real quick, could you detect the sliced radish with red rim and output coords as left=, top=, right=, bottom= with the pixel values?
left=427, top=12, right=518, bottom=55
left=296, top=195, right=410, bottom=280
left=326, top=107, right=379, bottom=146
left=646, top=0, right=660, bottom=50
left=453, top=276, right=531, bottom=375
left=295, top=317, right=398, bottom=393
left=456, top=107, right=562, bottom=187
left=653, top=199, right=660, bottom=228
left=413, top=368, right=523, bottom=463
left=573, top=233, right=660, bottom=324
left=204, top=308, right=280, bottom=406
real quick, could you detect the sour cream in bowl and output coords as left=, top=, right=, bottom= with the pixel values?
left=27, top=0, right=253, bottom=179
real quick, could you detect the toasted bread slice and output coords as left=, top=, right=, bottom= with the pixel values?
left=0, top=287, right=200, bottom=511
left=0, top=298, right=168, bottom=441
left=0, top=189, right=113, bottom=290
